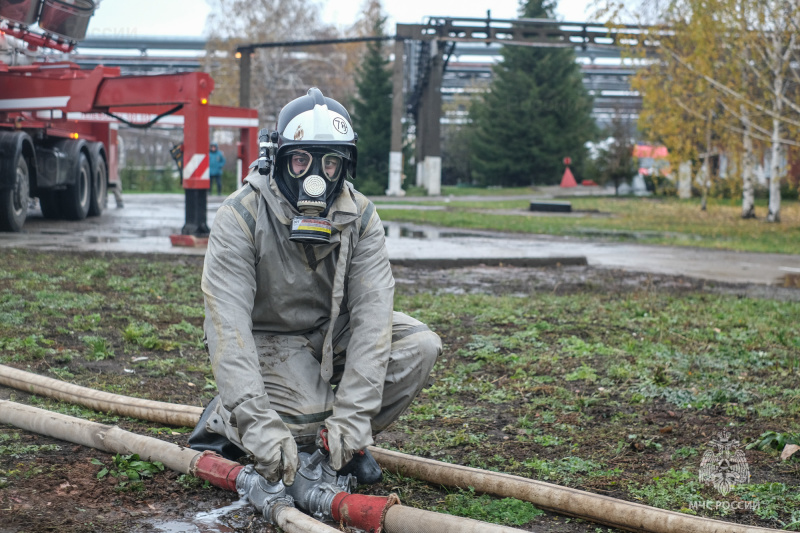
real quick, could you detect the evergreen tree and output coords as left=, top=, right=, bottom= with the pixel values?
left=351, top=12, right=393, bottom=195
left=469, top=0, right=596, bottom=186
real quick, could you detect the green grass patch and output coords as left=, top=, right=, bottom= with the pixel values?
left=629, top=469, right=704, bottom=512
left=438, top=488, right=544, bottom=525
left=377, top=196, right=800, bottom=254
left=0, top=433, right=61, bottom=457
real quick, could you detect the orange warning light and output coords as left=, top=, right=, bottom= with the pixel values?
left=200, top=98, right=208, bottom=105
left=69, top=133, right=79, bottom=139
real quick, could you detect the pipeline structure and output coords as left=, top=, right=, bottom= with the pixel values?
left=0, top=363, right=786, bottom=533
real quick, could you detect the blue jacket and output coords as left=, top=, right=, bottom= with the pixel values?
left=209, top=144, right=226, bottom=176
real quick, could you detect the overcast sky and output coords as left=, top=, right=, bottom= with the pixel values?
left=88, top=0, right=596, bottom=38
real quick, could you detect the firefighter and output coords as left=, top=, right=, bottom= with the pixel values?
left=189, top=88, right=441, bottom=487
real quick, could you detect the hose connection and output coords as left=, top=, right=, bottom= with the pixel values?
left=288, top=449, right=355, bottom=521
left=235, top=450, right=355, bottom=524
left=236, top=464, right=294, bottom=523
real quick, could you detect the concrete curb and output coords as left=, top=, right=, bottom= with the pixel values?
left=389, top=256, right=588, bottom=269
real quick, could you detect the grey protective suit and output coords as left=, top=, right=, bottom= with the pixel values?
left=201, top=170, right=441, bottom=480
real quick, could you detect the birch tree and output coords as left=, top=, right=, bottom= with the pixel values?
left=747, top=1, right=799, bottom=222
left=625, top=0, right=732, bottom=207
left=596, top=0, right=800, bottom=222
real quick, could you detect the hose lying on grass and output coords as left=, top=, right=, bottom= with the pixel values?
left=0, top=399, right=525, bottom=533
left=0, top=363, right=785, bottom=533
left=0, top=399, right=339, bottom=533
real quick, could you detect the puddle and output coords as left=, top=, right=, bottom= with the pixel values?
left=129, top=227, right=182, bottom=238
left=148, top=498, right=250, bottom=533
left=79, top=227, right=179, bottom=243
left=384, top=223, right=489, bottom=240
left=85, top=235, right=121, bottom=243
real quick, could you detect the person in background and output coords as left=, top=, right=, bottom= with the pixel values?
left=209, top=142, right=226, bottom=195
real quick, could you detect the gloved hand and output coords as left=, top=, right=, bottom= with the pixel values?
left=232, top=401, right=298, bottom=486
left=324, top=420, right=359, bottom=471
left=254, top=426, right=298, bottom=486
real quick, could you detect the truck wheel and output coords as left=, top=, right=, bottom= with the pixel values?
left=88, top=156, right=107, bottom=217
left=0, top=154, right=30, bottom=232
left=61, top=152, right=91, bottom=220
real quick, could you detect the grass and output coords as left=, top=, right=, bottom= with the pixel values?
left=389, top=288, right=800, bottom=528
left=91, top=453, right=165, bottom=491
left=375, top=194, right=800, bottom=254
left=0, top=230, right=799, bottom=530
left=437, top=488, right=545, bottom=525
left=0, top=433, right=61, bottom=457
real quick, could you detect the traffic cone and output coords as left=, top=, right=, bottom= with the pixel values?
left=560, top=166, right=577, bottom=188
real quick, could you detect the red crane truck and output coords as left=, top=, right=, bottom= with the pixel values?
left=0, top=0, right=257, bottom=237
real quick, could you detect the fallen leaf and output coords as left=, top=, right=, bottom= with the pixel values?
left=780, top=444, right=800, bottom=461
left=659, top=426, right=673, bottom=434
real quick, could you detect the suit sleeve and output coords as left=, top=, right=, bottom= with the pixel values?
left=325, top=203, right=394, bottom=451
left=202, top=203, right=293, bottom=469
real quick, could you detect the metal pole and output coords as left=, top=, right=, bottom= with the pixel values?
left=423, top=41, right=442, bottom=195
left=386, top=38, right=406, bottom=196
left=239, top=49, right=252, bottom=109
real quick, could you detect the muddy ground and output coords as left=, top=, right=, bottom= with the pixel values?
left=1, top=252, right=798, bottom=533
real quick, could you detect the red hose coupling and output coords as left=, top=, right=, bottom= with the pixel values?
left=192, top=451, right=244, bottom=492
left=331, top=492, right=401, bottom=533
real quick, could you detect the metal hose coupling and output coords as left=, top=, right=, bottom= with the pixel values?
left=235, top=464, right=293, bottom=524
left=285, top=449, right=355, bottom=521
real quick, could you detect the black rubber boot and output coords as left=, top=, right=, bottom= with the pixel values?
left=188, top=396, right=246, bottom=461
left=337, top=448, right=383, bottom=485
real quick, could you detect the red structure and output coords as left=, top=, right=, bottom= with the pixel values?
left=0, top=1, right=258, bottom=236
left=560, top=157, right=577, bottom=188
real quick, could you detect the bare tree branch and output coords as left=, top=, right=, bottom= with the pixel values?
left=673, top=95, right=800, bottom=148
left=662, top=45, right=800, bottom=128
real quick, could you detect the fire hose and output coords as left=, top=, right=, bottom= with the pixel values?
left=0, top=399, right=519, bottom=533
left=0, top=363, right=785, bottom=533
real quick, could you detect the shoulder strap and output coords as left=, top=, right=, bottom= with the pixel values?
left=221, top=185, right=257, bottom=238
left=358, top=200, right=376, bottom=239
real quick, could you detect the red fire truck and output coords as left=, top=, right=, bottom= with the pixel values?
left=0, top=0, right=257, bottom=237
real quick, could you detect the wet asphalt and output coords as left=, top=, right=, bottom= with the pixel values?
left=1, top=193, right=798, bottom=287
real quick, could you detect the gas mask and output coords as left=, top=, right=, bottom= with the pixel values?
left=274, top=146, right=349, bottom=244
left=257, top=88, right=358, bottom=245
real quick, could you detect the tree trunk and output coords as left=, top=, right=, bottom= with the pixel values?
left=767, top=118, right=782, bottom=223
left=699, top=165, right=708, bottom=211
left=740, top=106, right=756, bottom=219
left=766, top=35, right=787, bottom=224
left=767, top=65, right=783, bottom=223
left=701, top=112, right=711, bottom=211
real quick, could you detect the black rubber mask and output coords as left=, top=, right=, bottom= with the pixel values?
left=275, top=147, right=348, bottom=244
